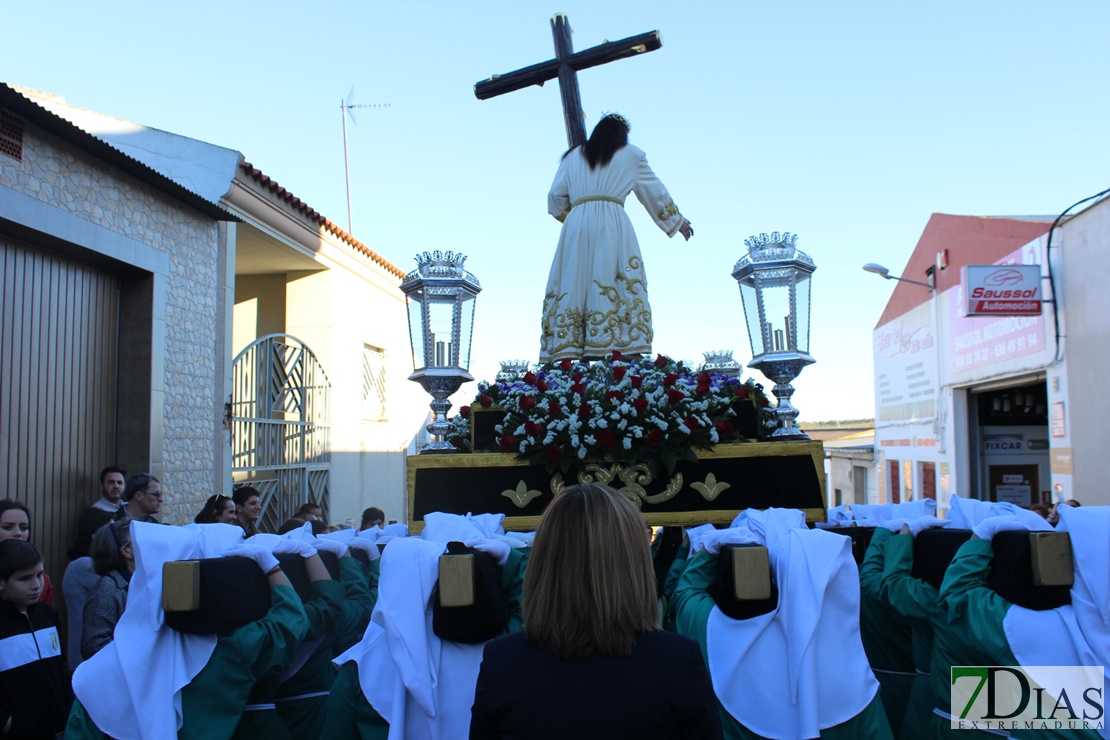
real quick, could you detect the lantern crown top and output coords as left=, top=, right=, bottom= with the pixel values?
left=732, top=231, right=815, bottom=277
left=402, top=250, right=481, bottom=292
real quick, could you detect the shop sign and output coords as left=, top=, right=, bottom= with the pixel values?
left=984, top=435, right=1024, bottom=453
left=962, top=264, right=1042, bottom=316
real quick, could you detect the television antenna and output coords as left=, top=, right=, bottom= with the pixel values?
left=341, top=87, right=390, bottom=235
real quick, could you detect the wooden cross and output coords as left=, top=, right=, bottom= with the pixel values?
left=474, top=14, right=662, bottom=150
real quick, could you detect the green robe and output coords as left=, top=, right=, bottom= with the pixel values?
left=276, top=557, right=378, bottom=740
left=882, top=533, right=1009, bottom=739
left=65, top=584, right=309, bottom=739
left=320, top=547, right=529, bottom=740
left=858, top=527, right=917, bottom=737
left=672, top=550, right=892, bottom=739
left=938, top=539, right=1101, bottom=740
left=234, top=578, right=345, bottom=739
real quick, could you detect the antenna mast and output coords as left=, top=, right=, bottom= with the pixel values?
left=341, top=90, right=390, bottom=235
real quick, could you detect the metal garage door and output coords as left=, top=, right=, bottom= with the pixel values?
left=0, top=235, right=118, bottom=596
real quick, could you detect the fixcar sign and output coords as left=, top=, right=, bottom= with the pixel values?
left=962, top=264, right=1042, bottom=316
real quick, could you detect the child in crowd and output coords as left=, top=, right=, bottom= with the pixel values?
left=0, top=539, right=72, bottom=737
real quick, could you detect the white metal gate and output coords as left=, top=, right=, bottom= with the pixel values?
left=231, top=334, right=330, bottom=531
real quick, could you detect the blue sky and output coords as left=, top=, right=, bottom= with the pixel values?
left=4, top=1, right=1108, bottom=420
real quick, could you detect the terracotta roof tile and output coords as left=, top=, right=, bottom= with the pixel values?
left=239, top=162, right=406, bottom=280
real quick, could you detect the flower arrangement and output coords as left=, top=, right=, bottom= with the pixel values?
left=446, top=352, right=771, bottom=475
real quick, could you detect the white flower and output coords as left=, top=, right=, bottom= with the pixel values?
left=709, top=429, right=720, bottom=443
left=596, top=418, right=608, bottom=429
left=543, top=434, right=555, bottom=445
left=519, top=441, right=528, bottom=453
left=622, top=437, right=632, bottom=450
left=577, top=445, right=588, bottom=459
left=617, top=419, right=628, bottom=431
left=584, top=435, right=596, bottom=446
left=677, top=424, right=692, bottom=435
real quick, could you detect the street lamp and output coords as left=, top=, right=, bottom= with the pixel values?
left=862, top=263, right=935, bottom=291
left=732, top=231, right=815, bottom=440
left=402, top=251, right=481, bottom=453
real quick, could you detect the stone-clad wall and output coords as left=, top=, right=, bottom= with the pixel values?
left=1, top=123, right=224, bottom=523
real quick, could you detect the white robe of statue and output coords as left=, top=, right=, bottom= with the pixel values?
left=540, top=144, right=684, bottom=362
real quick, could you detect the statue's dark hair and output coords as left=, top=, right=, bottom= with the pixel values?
left=564, top=114, right=630, bottom=170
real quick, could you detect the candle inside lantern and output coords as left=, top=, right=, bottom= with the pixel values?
left=774, top=329, right=784, bottom=352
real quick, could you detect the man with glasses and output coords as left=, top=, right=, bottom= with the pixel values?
left=116, top=474, right=163, bottom=523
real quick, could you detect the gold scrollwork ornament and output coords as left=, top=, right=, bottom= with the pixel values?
left=550, top=463, right=683, bottom=509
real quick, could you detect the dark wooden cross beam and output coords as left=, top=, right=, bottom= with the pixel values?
left=474, top=14, right=662, bottom=150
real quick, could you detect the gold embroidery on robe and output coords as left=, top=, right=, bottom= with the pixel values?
left=656, top=200, right=679, bottom=222
left=540, top=256, right=652, bottom=361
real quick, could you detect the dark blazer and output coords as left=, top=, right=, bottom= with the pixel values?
left=470, top=629, right=722, bottom=740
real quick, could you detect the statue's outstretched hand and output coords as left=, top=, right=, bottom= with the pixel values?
left=679, top=219, right=694, bottom=241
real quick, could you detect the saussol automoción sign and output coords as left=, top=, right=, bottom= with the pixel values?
left=962, top=264, right=1042, bottom=316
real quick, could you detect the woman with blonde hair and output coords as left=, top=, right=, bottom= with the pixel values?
left=470, top=484, right=721, bottom=739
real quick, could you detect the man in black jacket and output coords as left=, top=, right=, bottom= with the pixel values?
left=0, top=540, right=72, bottom=737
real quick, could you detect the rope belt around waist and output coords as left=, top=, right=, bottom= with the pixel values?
left=243, top=703, right=277, bottom=712
left=873, top=668, right=918, bottom=677
left=571, top=195, right=625, bottom=209
left=275, top=691, right=330, bottom=703
left=933, top=708, right=1011, bottom=737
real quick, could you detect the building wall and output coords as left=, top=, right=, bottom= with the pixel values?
left=1059, top=201, right=1110, bottom=503
left=283, top=264, right=428, bottom=526
left=0, top=120, right=226, bottom=523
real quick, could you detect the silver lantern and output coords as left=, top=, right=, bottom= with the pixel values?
left=731, top=232, right=815, bottom=440
left=700, top=350, right=742, bottom=377
left=402, top=251, right=481, bottom=453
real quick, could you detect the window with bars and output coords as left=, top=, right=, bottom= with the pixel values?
left=1, top=112, right=24, bottom=161
left=362, top=344, right=388, bottom=421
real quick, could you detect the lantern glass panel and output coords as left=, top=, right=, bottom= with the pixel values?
left=794, top=271, right=812, bottom=355
left=406, top=290, right=427, bottom=370
left=427, top=295, right=456, bottom=368
left=738, top=279, right=766, bottom=358
left=457, top=293, right=476, bottom=372
left=755, top=269, right=797, bottom=356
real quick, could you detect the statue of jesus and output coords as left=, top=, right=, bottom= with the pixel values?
left=539, top=113, right=693, bottom=362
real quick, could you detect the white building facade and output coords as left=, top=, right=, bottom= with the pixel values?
left=871, top=207, right=1109, bottom=513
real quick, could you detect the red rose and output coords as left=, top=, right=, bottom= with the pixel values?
left=630, top=375, right=643, bottom=389
left=570, top=383, right=586, bottom=395
left=633, top=398, right=649, bottom=413
left=760, top=398, right=771, bottom=408
left=663, top=373, right=679, bottom=388
left=452, top=438, right=465, bottom=449
left=654, top=354, right=669, bottom=368
left=596, top=429, right=617, bottom=448
left=499, top=434, right=515, bottom=452
left=525, top=420, right=544, bottom=437
left=735, top=386, right=749, bottom=400
left=684, top=416, right=700, bottom=430
left=479, top=395, right=493, bottom=408
left=460, top=405, right=471, bottom=419
left=549, top=401, right=563, bottom=417
left=578, top=403, right=592, bottom=419
left=695, top=383, right=710, bottom=396
left=716, top=420, right=734, bottom=436
left=606, top=390, right=622, bottom=402
left=572, top=372, right=583, bottom=383
left=647, top=430, right=663, bottom=447
left=560, top=358, right=573, bottom=371
left=536, top=378, right=549, bottom=392
left=697, top=371, right=712, bottom=386
left=667, top=389, right=686, bottom=404
left=613, top=366, right=627, bottom=382
left=611, top=350, right=623, bottom=361
left=523, top=371, right=537, bottom=386
left=545, top=445, right=563, bottom=463
left=520, top=395, right=536, bottom=410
